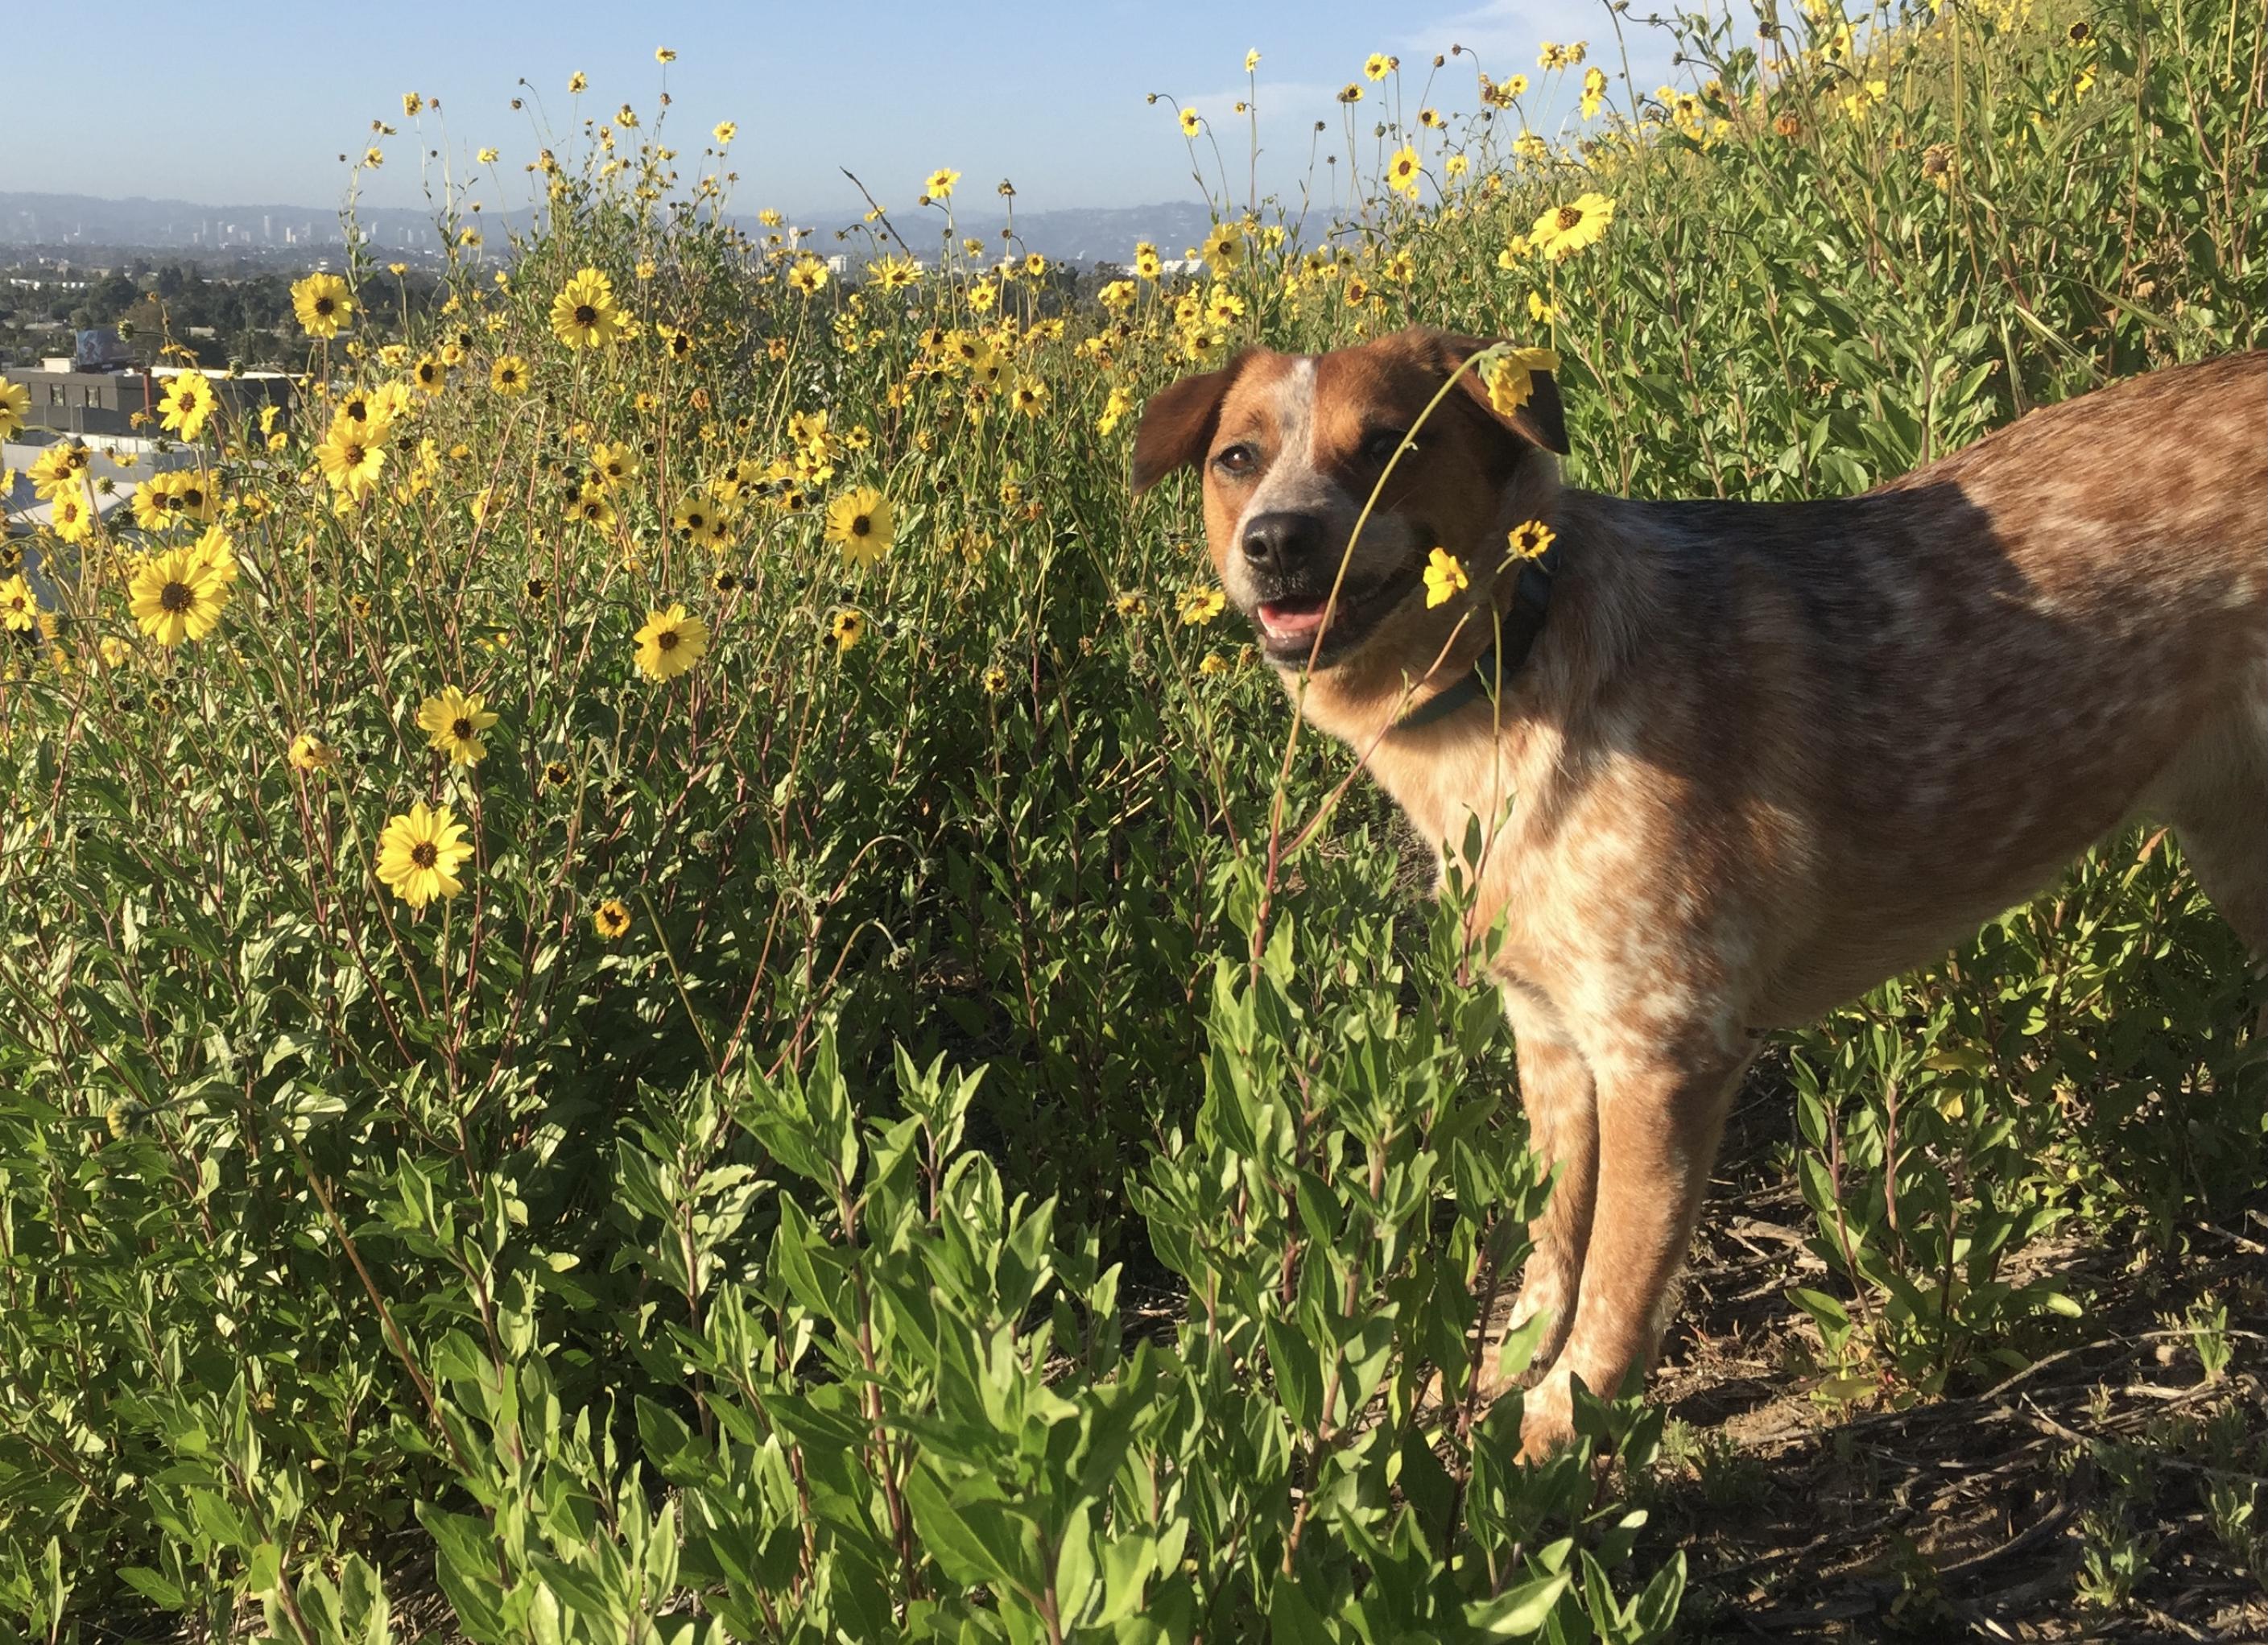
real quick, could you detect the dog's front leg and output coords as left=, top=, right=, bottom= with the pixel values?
left=1516, top=1044, right=1750, bottom=1461
left=1483, top=993, right=1597, bottom=1399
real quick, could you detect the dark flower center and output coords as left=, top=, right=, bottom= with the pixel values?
left=850, top=515, right=870, bottom=537
left=160, top=581, right=192, bottom=613
left=315, top=296, right=335, bottom=315
left=1557, top=206, right=1583, bottom=230
left=658, top=629, right=680, bottom=651
left=411, top=841, right=438, bottom=868
left=574, top=304, right=597, bottom=325
left=452, top=717, right=473, bottom=740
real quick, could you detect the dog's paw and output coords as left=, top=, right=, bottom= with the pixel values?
left=1514, top=1368, right=1576, bottom=1463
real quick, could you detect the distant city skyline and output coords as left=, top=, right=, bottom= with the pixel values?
left=6, top=0, right=1674, bottom=227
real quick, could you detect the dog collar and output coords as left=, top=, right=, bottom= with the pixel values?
left=1392, top=540, right=1560, bottom=733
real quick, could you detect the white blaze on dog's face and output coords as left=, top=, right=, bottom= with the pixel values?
left=1130, top=326, right=1568, bottom=670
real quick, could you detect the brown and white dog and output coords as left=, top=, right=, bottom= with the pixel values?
left=1130, top=329, right=2267, bottom=1457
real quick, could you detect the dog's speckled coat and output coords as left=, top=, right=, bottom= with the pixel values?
left=1134, top=330, right=2267, bottom=1457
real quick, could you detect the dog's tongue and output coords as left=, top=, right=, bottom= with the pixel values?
left=1258, top=599, right=1328, bottom=641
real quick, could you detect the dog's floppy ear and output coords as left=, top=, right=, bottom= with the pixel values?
left=1421, top=329, right=1570, bottom=457
left=1131, top=353, right=1250, bottom=494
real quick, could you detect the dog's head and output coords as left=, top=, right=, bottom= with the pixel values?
left=1130, top=325, right=1568, bottom=670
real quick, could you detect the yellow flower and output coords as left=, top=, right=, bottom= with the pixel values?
left=568, top=71, right=588, bottom=93
left=48, top=486, right=94, bottom=544
left=589, top=440, right=641, bottom=488
left=316, top=420, right=387, bottom=500
left=1531, top=192, right=1614, bottom=259
left=1179, top=106, right=1202, bottom=137
left=1365, top=52, right=1393, bottom=81
left=926, top=166, right=960, bottom=199
left=1177, top=586, right=1227, bottom=626
left=1009, top=379, right=1050, bottom=418
left=127, top=542, right=232, bottom=645
left=287, top=733, right=338, bottom=772
left=1507, top=519, right=1557, bottom=560
left=1097, top=385, right=1134, bottom=434
left=159, top=373, right=218, bottom=442
left=1134, top=242, right=1163, bottom=280
left=415, top=686, right=498, bottom=766
left=1386, top=146, right=1423, bottom=200
left=0, top=574, right=36, bottom=632
left=291, top=272, right=353, bottom=338
left=634, top=603, right=710, bottom=681
left=593, top=899, right=633, bottom=939
left=490, top=355, right=529, bottom=395
left=671, top=498, right=728, bottom=550
left=824, top=486, right=894, bottom=568
left=828, top=607, right=865, bottom=651
left=655, top=45, right=676, bottom=63
left=1581, top=66, right=1608, bottom=118
left=1423, top=548, right=1468, bottom=608
left=0, top=381, right=29, bottom=440
left=375, top=801, right=473, bottom=909
left=477, top=146, right=500, bottom=163
left=550, top=267, right=624, bottom=349
left=1245, top=48, right=1261, bottom=72
left=1114, top=591, right=1151, bottom=618
left=1200, top=221, right=1244, bottom=269
left=786, top=257, right=829, bottom=295
left=712, top=120, right=738, bottom=147
left=1480, top=345, right=1562, bottom=417
left=566, top=486, right=617, bottom=529
left=982, top=663, right=1010, bottom=695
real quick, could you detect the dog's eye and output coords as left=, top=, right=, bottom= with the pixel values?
left=1213, top=444, right=1257, bottom=477
left=1361, top=428, right=1413, bottom=464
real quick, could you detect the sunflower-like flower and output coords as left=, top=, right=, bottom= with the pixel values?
left=824, top=486, right=894, bottom=568
left=490, top=355, right=529, bottom=395
left=1177, top=586, right=1227, bottom=626
left=291, top=272, right=354, bottom=338
left=127, top=538, right=233, bottom=646
left=1386, top=146, right=1423, bottom=200
left=159, top=373, right=218, bottom=442
left=287, top=733, right=339, bottom=773
left=1423, top=548, right=1469, bottom=608
left=1530, top=192, right=1614, bottom=260
left=925, top=166, right=960, bottom=199
left=633, top=603, right=710, bottom=681
left=671, top=498, right=728, bottom=551
left=0, top=380, right=28, bottom=440
left=415, top=686, right=498, bottom=767
left=549, top=267, right=624, bottom=350
left=1480, top=345, right=1562, bottom=418
left=0, top=574, right=36, bottom=632
left=593, top=898, right=632, bottom=939
left=1506, top=519, right=1558, bottom=561
left=375, top=800, right=474, bottom=909
left=316, top=415, right=389, bottom=501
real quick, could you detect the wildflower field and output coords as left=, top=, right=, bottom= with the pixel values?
left=2, top=0, right=2264, bottom=1638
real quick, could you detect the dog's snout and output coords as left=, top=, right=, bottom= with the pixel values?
left=1241, top=511, right=1325, bottom=577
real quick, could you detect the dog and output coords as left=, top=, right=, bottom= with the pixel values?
left=1130, top=328, right=2267, bottom=1457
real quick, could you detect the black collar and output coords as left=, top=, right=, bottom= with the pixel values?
left=1391, top=537, right=1561, bottom=733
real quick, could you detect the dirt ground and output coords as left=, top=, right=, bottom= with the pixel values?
left=1635, top=1085, right=2268, bottom=1642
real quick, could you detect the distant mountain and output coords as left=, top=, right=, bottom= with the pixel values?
left=847, top=201, right=1231, bottom=265
left=1, top=191, right=1254, bottom=268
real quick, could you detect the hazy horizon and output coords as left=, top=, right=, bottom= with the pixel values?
left=6, top=0, right=1675, bottom=228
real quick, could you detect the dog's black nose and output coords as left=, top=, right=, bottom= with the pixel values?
left=1241, top=511, right=1324, bottom=577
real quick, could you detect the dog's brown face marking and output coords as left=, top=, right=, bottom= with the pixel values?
left=1134, top=327, right=1567, bottom=669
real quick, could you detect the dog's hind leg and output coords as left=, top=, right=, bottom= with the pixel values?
left=1518, top=1043, right=1752, bottom=1461
left=1483, top=992, right=1598, bottom=1402
left=2154, top=704, right=2268, bottom=1023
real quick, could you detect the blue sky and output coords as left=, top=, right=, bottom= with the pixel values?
left=11, top=0, right=1677, bottom=221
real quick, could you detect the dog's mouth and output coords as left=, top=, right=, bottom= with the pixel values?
left=1252, top=564, right=1420, bottom=666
